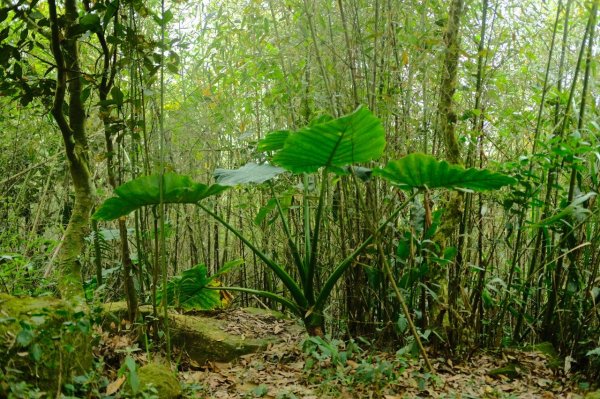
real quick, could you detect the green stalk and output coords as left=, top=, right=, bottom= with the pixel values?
left=306, top=169, right=329, bottom=304
left=158, top=0, right=171, bottom=360
left=269, top=182, right=305, bottom=287
left=303, top=174, right=312, bottom=276
left=314, top=190, right=418, bottom=311
left=208, top=286, right=301, bottom=316
left=199, top=203, right=308, bottom=309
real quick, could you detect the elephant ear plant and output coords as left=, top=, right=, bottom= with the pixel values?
left=93, top=106, right=515, bottom=341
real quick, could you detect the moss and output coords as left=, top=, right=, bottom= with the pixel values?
left=242, top=307, right=286, bottom=320
left=0, top=294, right=92, bottom=392
left=524, top=341, right=562, bottom=370
left=526, top=342, right=559, bottom=358
left=138, top=363, right=181, bottom=399
left=585, top=391, right=600, bottom=399
left=169, top=313, right=277, bottom=363
left=487, top=364, right=520, bottom=378
left=102, top=303, right=285, bottom=364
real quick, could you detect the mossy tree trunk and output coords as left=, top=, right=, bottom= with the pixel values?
left=434, top=0, right=465, bottom=347
left=49, top=0, right=95, bottom=303
left=436, top=0, right=464, bottom=165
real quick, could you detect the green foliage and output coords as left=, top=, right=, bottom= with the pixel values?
left=158, top=259, right=243, bottom=310
left=303, top=336, right=358, bottom=368
left=214, top=163, right=285, bottom=186
left=302, top=336, right=408, bottom=395
left=93, top=106, right=516, bottom=335
left=93, top=173, right=228, bottom=221
left=254, top=190, right=293, bottom=226
left=120, top=356, right=140, bottom=395
left=250, top=384, right=269, bottom=397
left=394, top=208, right=456, bottom=293
left=268, top=106, right=386, bottom=174
left=0, top=378, right=45, bottom=399
left=256, top=130, right=290, bottom=152
left=374, top=153, right=516, bottom=191
left=0, top=295, right=93, bottom=395
left=534, top=192, right=596, bottom=227
left=0, top=253, right=54, bottom=296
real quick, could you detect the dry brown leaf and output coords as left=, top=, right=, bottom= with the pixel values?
left=346, top=359, right=359, bottom=369
left=213, top=361, right=232, bottom=371
left=105, top=375, right=126, bottom=396
left=537, top=379, right=550, bottom=387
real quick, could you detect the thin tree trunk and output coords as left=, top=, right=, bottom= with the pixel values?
left=514, top=2, right=593, bottom=341
left=542, top=0, right=597, bottom=343
left=462, top=0, right=489, bottom=339
left=93, top=4, right=138, bottom=321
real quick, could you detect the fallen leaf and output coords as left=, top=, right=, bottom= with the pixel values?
left=106, top=375, right=126, bottom=395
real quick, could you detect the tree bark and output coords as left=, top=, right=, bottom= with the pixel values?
left=434, top=0, right=465, bottom=347
left=437, top=0, right=464, bottom=164
left=49, top=0, right=95, bottom=302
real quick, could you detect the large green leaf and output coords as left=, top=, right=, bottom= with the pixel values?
left=211, top=258, right=245, bottom=281
left=214, top=162, right=285, bottom=186
left=159, top=264, right=221, bottom=310
left=159, top=260, right=243, bottom=310
left=534, top=192, right=596, bottom=227
left=256, top=130, right=290, bottom=152
left=93, top=173, right=228, bottom=221
left=271, top=106, right=386, bottom=174
left=373, top=153, right=516, bottom=191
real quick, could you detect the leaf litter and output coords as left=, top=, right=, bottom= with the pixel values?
left=97, top=309, right=593, bottom=398
left=178, top=342, right=590, bottom=398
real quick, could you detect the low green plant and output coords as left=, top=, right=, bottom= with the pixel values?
left=303, top=335, right=361, bottom=369
left=0, top=378, right=45, bottom=399
left=585, top=347, right=600, bottom=379
left=61, top=364, right=111, bottom=399
left=302, top=335, right=408, bottom=396
left=0, top=253, right=55, bottom=296
left=249, top=384, right=269, bottom=397
left=93, top=106, right=515, bottom=337
left=0, top=298, right=94, bottom=397
left=157, top=259, right=243, bottom=310
left=120, top=355, right=141, bottom=396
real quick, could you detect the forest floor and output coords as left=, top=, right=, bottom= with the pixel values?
left=175, top=344, right=589, bottom=398
left=98, top=309, right=594, bottom=399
